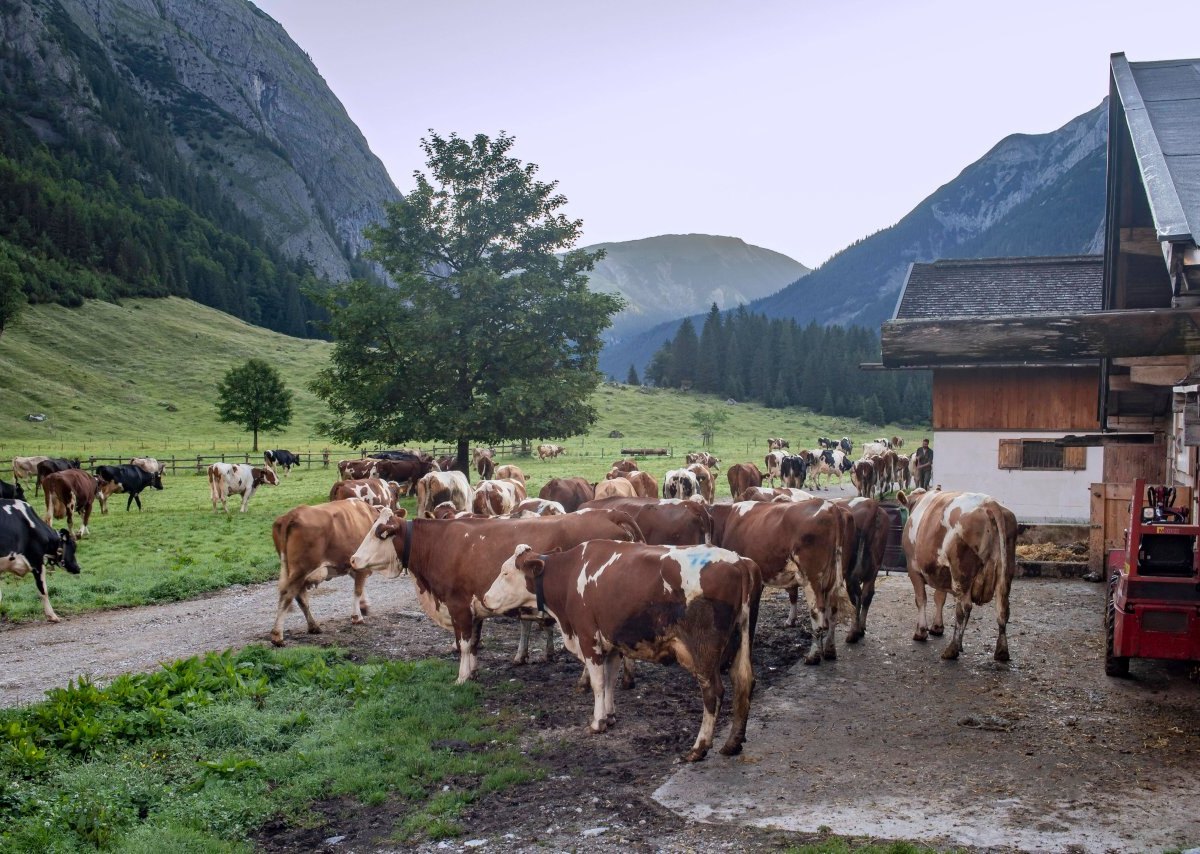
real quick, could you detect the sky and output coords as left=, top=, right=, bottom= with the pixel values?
left=251, top=0, right=1198, bottom=268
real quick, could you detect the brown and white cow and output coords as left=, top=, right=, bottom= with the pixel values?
left=471, top=478, right=528, bottom=516
left=578, top=496, right=711, bottom=546
left=685, top=451, right=720, bottom=472
left=835, top=497, right=889, bottom=644
left=329, top=477, right=400, bottom=509
left=593, top=477, right=637, bottom=500
left=208, top=463, right=279, bottom=513
left=851, top=459, right=878, bottom=499
left=11, top=456, right=49, bottom=487
left=609, top=458, right=639, bottom=474
left=41, top=469, right=98, bottom=538
left=348, top=507, right=644, bottom=682
left=711, top=499, right=853, bottom=664
left=536, top=443, right=566, bottom=460
left=607, top=469, right=657, bottom=499
left=736, top=486, right=814, bottom=502
left=767, top=438, right=789, bottom=451
left=337, top=459, right=376, bottom=481
left=473, top=448, right=496, bottom=481
left=538, top=476, right=594, bottom=512
left=511, top=498, right=566, bottom=517
left=35, top=458, right=80, bottom=497
left=898, top=489, right=1018, bottom=662
left=894, top=454, right=912, bottom=491
left=726, top=462, right=763, bottom=499
left=416, top=470, right=472, bottom=517
left=129, top=457, right=165, bottom=475
left=270, top=498, right=386, bottom=645
left=482, top=541, right=761, bottom=761
left=687, top=463, right=715, bottom=504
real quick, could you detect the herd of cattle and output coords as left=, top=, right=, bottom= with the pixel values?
left=0, top=437, right=1016, bottom=763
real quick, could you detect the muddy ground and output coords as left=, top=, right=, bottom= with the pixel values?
left=4, top=566, right=1200, bottom=852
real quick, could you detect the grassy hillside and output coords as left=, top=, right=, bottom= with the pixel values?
left=0, top=297, right=341, bottom=458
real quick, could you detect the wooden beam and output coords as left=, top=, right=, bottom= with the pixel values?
left=881, top=308, right=1200, bottom=368
left=1130, top=365, right=1191, bottom=386
left=1112, top=355, right=1190, bottom=368
left=1119, top=227, right=1166, bottom=257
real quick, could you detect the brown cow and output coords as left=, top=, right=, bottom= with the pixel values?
left=852, top=459, right=877, bottom=499
left=35, top=458, right=80, bottom=497
left=270, top=499, right=384, bottom=646
left=536, top=443, right=565, bottom=460
left=609, top=458, right=639, bottom=474
left=594, top=477, right=637, bottom=500
left=337, top=459, right=376, bottom=481
left=578, top=496, right=711, bottom=546
left=726, top=462, right=763, bottom=499
left=898, top=489, right=1018, bottom=662
left=471, top=479, right=528, bottom=516
left=372, top=457, right=437, bottom=493
left=348, top=507, right=644, bottom=682
left=329, top=477, right=400, bottom=509
left=538, top=476, right=594, bottom=512
left=835, top=497, right=889, bottom=643
left=686, top=451, right=720, bottom=472
left=894, top=454, right=912, bottom=491
left=606, top=469, right=656, bottom=498
left=482, top=541, right=761, bottom=761
left=473, top=448, right=496, bottom=480
left=711, top=499, right=853, bottom=664
left=41, top=469, right=98, bottom=538
left=495, top=464, right=526, bottom=484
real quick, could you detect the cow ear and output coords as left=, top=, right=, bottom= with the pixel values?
left=896, top=490, right=908, bottom=508
left=395, top=507, right=408, bottom=519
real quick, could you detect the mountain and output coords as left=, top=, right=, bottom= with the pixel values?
left=582, top=234, right=808, bottom=339
left=602, top=101, right=1108, bottom=375
left=0, top=0, right=400, bottom=332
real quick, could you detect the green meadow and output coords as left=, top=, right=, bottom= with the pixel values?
left=0, top=297, right=924, bottom=621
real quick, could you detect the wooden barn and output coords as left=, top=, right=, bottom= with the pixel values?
left=885, top=255, right=1104, bottom=523
left=880, top=53, right=1200, bottom=566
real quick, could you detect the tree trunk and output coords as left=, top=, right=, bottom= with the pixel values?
left=253, top=427, right=259, bottom=452
left=456, top=437, right=470, bottom=484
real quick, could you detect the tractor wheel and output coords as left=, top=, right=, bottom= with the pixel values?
left=1105, top=570, right=1129, bottom=678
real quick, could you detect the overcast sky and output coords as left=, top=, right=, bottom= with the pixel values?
left=251, top=1, right=1197, bottom=267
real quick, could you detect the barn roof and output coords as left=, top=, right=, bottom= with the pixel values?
left=892, top=255, right=1104, bottom=321
left=1110, top=54, right=1200, bottom=243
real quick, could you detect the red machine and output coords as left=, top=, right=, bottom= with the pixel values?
left=1106, top=479, right=1200, bottom=676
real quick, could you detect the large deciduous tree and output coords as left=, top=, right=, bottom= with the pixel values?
left=216, top=358, right=294, bottom=452
left=312, top=132, right=623, bottom=474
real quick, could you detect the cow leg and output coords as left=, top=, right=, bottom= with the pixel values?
left=805, top=590, right=830, bottom=665
left=784, top=585, right=800, bottom=626
left=720, top=615, right=754, bottom=757
left=584, top=659, right=610, bottom=732
left=513, top=620, right=531, bottom=665
left=350, top=570, right=370, bottom=624
left=942, top=599, right=973, bottom=660
left=930, top=588, right=947, bottom=636
left=79, top=502, right=90, bottom=539
left=270, top=554, right=295, bottom=645
left=542, top=622, right=556, bottom=662
left=910, top=572, right=929, bottom=641
left=852, top=578, right=876, bottom=642
left=240, top=491, right=252, bottom=513
left=821, top=595, right=838, bottom=660
left=845, top=573, right=864, bottom=643
left=453, top=618, right=482, bottom=684
left=619, top=655, right=635, bottom=690
left=687, top=665, right=721, bottom=763
left=994, top=570, right=1013, bottom=663
left=604, top=656, right=621, bottom=724
left=295, top=586, right=321, bottom=634
left=33, top=566, right=61, bottom=623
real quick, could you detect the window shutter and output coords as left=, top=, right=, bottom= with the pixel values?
left=1063, top=445, right=1087, bottom=470
left=998, top=439, right=1023, bottom=470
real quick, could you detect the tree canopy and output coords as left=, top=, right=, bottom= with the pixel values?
left=216, top=358, right=294, bottom=452
left=312, top=132, right=623, bottom=470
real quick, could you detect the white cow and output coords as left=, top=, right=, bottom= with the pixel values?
left=764, top=451, right=787, bottom=487
left=416, top=470, right=473, bottom=517
left=662, top=468, right=701, bottom=500
left=207, top=463, right=279, bottom=513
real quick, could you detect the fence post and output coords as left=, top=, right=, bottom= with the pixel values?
left=322, top=448, right=330, bottom=468
left=170, top=455, right=176, bottom=476
left=244, top=454, right=249, bottom=465
left=196, top=455, right=203, bottom=474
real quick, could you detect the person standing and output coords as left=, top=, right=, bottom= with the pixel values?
left=914, top=438, right=933, bottom=490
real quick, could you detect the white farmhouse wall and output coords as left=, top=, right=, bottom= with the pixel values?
left=931, top=431, right=1101, bottom=523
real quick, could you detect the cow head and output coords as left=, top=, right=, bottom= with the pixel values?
left=350, top=506, right=408, bottom=575
left=481, top=544, right=541, bottom=614
left=51, top=528, right=82, bottom=575
left=151, top=471, right=164, bottom=491
left=254, top=467, right=280, bottom=488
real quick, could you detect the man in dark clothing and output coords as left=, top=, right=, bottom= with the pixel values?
left=914, top=438, right=933, bottom=490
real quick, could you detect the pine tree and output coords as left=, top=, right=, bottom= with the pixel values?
left=626, top=364, right=640, bottom=386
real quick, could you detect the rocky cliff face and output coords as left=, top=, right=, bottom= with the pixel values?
left=10, top=0, right=399, bottom=281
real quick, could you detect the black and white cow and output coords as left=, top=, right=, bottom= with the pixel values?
left=0, top=499, right=81, bottom=622
left=780, top=454, right=809, bottom=489
left=0, top=479, right=24, bottom=501
left=264, top=449, right=301, bottom=477
left=839, top=437, right=853, bottom=455
left=96, top=464, right=164, bottom=513
left=817, top=437, right=835, bottom=449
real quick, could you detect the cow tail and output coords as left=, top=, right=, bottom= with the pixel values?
left=272, top=516, right=292, bottom=588
left=975, top=506, right=1007, bottom=598
left=618, top=515, right=646, bottom=543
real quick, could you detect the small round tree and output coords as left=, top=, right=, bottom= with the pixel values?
left=216, top=358, right=294, bottom=452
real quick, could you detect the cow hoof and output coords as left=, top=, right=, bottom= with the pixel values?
left=270, top=634, right=285, bottom=647
left=845, top=631, right=862, bottom=644
left=803, top=652, right=822, bottom=665
left=994, top=649, right=1011, bottom=663
left=719, top=741, right=743, bottom=757
left=47, top=615, right=61, bottom=623
left=360, top=604, right=370, bottom=616
left=589, top=720, right=607, bottom=734
left=940, top=645, right=960, bottom=660
left=823, top=648, right=837, bottom=660
left=913, top=630, right=928, bottom=642
left=784, top=617, right=798, bottom=628
left=685, top=747, right=709, bottom=762
left=307, top=626, right=323, bottom=635
left=606, top=713, right=617, bottom=726
left=351, top=616, right=365, bottom=625
left=929, top=625, right=945, bottom=637
left=510, top=656, right=528, bottom=666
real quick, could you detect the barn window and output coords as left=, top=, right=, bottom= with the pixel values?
left=998, top=439, right=1086, bottom=471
